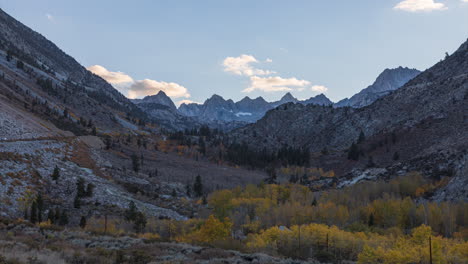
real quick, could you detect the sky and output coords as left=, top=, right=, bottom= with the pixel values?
left=0, top=0, right=467, bottom=106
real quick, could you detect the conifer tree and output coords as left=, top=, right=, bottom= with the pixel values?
left=133, top=212, right=147, bottom=233
left=79, top=216, right=87, bottom=229
left=47, top=210, right=55, bottom=224
left=124, top=201, right=138, bottom=221
left=51, top=166, right=60, bottom=182
left=131, top=153, right=140, bottom=172
left=34, top=193, right=43, bottom=221
left=193, top=175, right=203, bottom=197
left=358, top=130, right=366, bottom=144
left=347, top=143, right=360, bottom=161
left=30, top=201, right=38, bottom=223
left=59, top=211, right=69, bottom=226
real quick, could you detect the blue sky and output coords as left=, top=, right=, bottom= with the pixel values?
left=1, top=0, right=467, bottom=105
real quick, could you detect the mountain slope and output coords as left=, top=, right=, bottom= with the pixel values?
left=0, top=8, right=146, bottom=133
left=231, top=39, right=468, bottom=200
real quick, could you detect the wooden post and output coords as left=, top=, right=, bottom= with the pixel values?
left=429, top=236, right=433, bottom=264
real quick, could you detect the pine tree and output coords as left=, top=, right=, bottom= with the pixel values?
left=79, top=216, right=87, bottom=229
left=368, top=213, right=375, bottom=226
left=193, top=175, right=203, bottom=197
left=30, top=201, right=38, bottom=223
left=124, top=201, right=138, bottom=222
left=358, top=131, right=366, bottom=144
left=347, top=143, right=360, bottom=161
left=74, top=195, right=81, bottom=209
left=6, top=50, right=14, bottom=61
left=367, top=156, right=375, bottom=168
left=47, top=210, right=55, bottom=224
left=59, top=211, right=69, bottom=226
left=36, top=194, right=44, bottom=223
left=51, top=166, right=60, bottom=182
left=312, top=197, right=318, bottom=206
left=16, top=60, right=24, bottom=70
left=54, top=209, right=61, bottom=224
left=393, top=151, right=400, bottom=161
left=131, top=153, right=140, bottom=173
left=133, top=212, right=147, bottom=233
left=86, top=183, right=95, bottom=197
left=198, top=137, right=206, bottom=155
left=76, top=177, right=86, bottom=198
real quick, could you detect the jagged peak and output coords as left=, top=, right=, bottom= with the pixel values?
left=281, top=92, right=296, bottom=101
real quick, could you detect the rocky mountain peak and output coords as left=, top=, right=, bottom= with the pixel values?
left=281, top=92, right=296, bottom=102
left=335, top=66, right=421, bottom=108
left=136, top=90, right=177, bottom=110
left=301, top=94, right=333, bottom=106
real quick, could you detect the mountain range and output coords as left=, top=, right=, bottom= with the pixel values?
left=131, top=66, right=420, bottom=127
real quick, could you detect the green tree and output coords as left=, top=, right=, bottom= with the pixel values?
left=79, top=216, right=87, bottom=229
left=36, top=193, right=44, bottom=222
left=16, top=60, right=24, bottom=70
left=368, top=213, right=375, bottom=226
left=125, top=201, right=138, bottom=222
left=47, top=209, right=55, bottom=224
left=30, top=201, right=38, bottom=223
left=186, top=183, right=192, bottom=197
left=133, top=212, right=147, bottom=233
left=347, top=143, right=360, bottom=161
left=76, top=177, right=86, bottom=198
left=193, top=175, right=203, bottom=197
left=312, top=197, right=318, bottom=206
left=198, top=137, right=206, bottom=155
left=6, top=50, right=13, bottom=61
left=358, top=130, right=366, bottom=144
left=86, top=183, right=95, bottom=197
left=59, top=211, right=68, bottom=226
left=51, top=166, right=60, bottom=182
left=131, top=153, right=140, bottom=173
left=74, top=195, right=81, bottom=209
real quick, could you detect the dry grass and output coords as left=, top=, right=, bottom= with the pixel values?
left=69, top=140, right=107, bottom=179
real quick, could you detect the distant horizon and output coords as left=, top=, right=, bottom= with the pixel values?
left=0, top=1, right=467, bottom=105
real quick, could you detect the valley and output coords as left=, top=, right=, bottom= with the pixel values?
left=0, top=5, right=467, bottom=264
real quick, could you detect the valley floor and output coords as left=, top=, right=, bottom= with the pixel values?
left=0, top=219, right=321, bottom=264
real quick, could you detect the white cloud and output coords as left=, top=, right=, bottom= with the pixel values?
left=243, top=76, right=311, bottom=93
left=311, top=85, right=328, bottom=93
left=177, top=99, right=200, bottom=106
left=87, top=65, right=134, bottom=84
left=462, top=0, right=468, bottom=3
left=222, top=54, right=274, bottom=76
left=128, top=79, right=190, bottom=99
left=265, top=58, right=273, bottom=63
left=87, top=65, right=190, bottom=100
left=45, top=14, right=54, bottom=22
left=394, top=0, right=447, bottom=12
